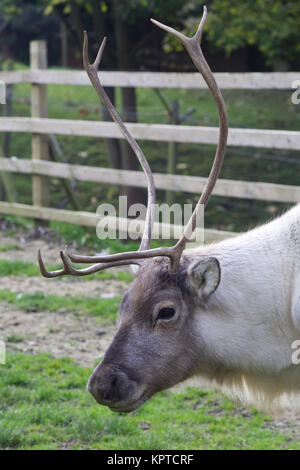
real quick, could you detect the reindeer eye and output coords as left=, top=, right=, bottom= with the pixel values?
left=157, top=307, right=176, bottom=321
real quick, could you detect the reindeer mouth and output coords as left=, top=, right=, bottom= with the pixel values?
left=106, top=391, right=152, bottom=413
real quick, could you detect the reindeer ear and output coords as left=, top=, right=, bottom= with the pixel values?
left=187, top=257, right=220, bottom=298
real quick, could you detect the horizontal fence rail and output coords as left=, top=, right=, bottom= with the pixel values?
left=0, top=39, right=299, bottom=243
left=0, top=70, right=299, bottom=89
left=1, top=157, right=300, bottom=204
left=0, top=201, right=235, bottom=244
left=1, top=117, right=300, bottom=150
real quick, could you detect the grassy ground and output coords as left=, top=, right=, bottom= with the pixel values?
left=0, top=289, right=121, bottom=325
left=0, top=257, right=129, bottom=326
left=0, top=351, right=299, bottom=450
left=0, top=257, right=133, bottom=281
left=0, top=251, right=299, bottom=450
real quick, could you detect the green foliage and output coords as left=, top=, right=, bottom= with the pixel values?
left=208, top=0, right=300, bottom=67
left=0, top=1, right=60, bottom=65
left=0, top=351, right=298, bottom=449
left=41, top=0, right=197, bottom=23
left=43, top=0, right=68, bottom=16
left=38, top=0, right=205, bottom=66
left=0, top=0, right=23, bottom=18
left=2, top=0, right=300, bottom=67
left=109, top=0, right=197, bottom=23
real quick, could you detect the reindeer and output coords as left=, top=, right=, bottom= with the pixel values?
left=38, top=7, right=300, bottom=413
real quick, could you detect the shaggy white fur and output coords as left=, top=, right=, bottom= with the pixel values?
left=186, top=204, right=300, bottom=412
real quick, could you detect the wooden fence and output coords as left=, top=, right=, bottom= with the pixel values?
left=0, top=40, right=299, bottom=243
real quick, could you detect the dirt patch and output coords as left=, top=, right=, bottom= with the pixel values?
left=263, top=413, right=300, bottom=442
left=0, top=235, right=68, bottom=266
left=0, top=227, right=130, bottom=367
left=0, top=228, right=130, bottom=367
left=0, top=275, right=128, bottom=299
left=0, top=302, right=116, bottom=368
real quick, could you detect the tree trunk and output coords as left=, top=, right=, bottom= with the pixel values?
left=112, top=0, right=146, bottom=208
left=69, top=0, right=84, bottom=46
left=65, top=2, right=123, bottom=174
left=0, top=59, right=17, bottom=203
left=103, top=87, right=122, bottom=170
left=59, top=18, right=68, bottom=67
left=90, top=0, right=122, bottom=172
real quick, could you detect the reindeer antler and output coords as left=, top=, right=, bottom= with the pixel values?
left=82, top=32, right=156, bottom=252
left=151, top=5, right=228, bottom=264
left=38, top=6, right=228, bottom=277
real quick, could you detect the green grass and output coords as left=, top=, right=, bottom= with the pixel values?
left=0, top=289, right=121, bottom=325
left=0, top=258, right=133, bottom=282
left=0, top=243, right=21, bottom=252
left=0, top=351, right=298, bottom=450
left=5, top=334, right=24, bottom=343
left=0, top=260, right=45, bottom=277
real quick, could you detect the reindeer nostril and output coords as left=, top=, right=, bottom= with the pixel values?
left=111, top=377, right=117, bottom=389
left=99, top=374, right=121, bottom=402
left=88, top=368, right=138, bottom=405
left=103, top=389, right=111, bottom=400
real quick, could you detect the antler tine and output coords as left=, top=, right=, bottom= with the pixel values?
left=65, top=245, right=174, bottom=264
left=150, top=19, right=186, bottom=43
left=83, top=31, right=107, bottom=70
left=193, top=4, right=207, bottom=42
left=38, top=249, right=70, bottom=278
left=64, top=245, right=151, bottom=265
left=152, top=6, right=228, bottom=267
left=83, top=31, right=155, bottom=252
left=150, top=6, right=207, bottom=48
left=60, top=251, right=143, bottom=276
left=38, top=249, right=142, bottom=278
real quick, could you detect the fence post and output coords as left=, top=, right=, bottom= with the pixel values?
left=0, top=59, right=18, bottom=202
left=166, top=99, right=179, bottom=206
left=30, top=40, right=49, bottom=219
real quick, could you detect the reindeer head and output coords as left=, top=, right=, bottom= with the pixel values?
left=87, top=255, right=221, bottom=412
left=38, top=6, right=228, bottom=412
